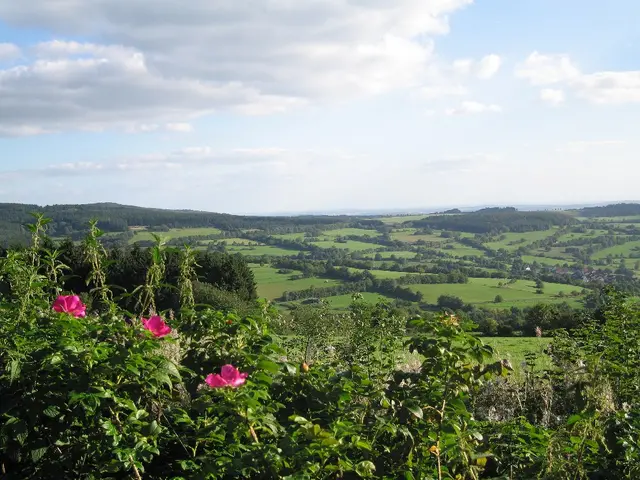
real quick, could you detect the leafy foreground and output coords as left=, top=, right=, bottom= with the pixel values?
left=1, top=219, right=639, bottom=479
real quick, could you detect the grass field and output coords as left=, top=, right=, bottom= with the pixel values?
left=219, top=238, right=261, bottom=245
left=485, top=229, right=558, bottom=251
left=130, top=227, right=222, bottom=243
left=322, top=228, right=381, bottom=238
left=250, top=265, right=342, bottom=300
left=520, top=255, right=569, bottom=266
left=363, top=251, right=417, bottom=259
left=226, top=245, right=303, bottom=257
left=390, top=230, right=446, bottom=243
left=480, top=337, right=552, bottom=371
left=320, top=292, right=390, bottom=309
left=409, top=278, right=580, bottom=307
left=443, top=243, right=484, bottom=257
left=377, top=215, right=428, bottom=225
left=310, top=240, right=377, bottom=251
left=591, top=240, right=640, bottom=260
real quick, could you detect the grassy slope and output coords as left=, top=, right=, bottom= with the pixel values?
left=250, top=265, right=342, bottom=300
left=409, top=278, right=581, bottom=307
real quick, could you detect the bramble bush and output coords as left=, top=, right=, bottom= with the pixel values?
left=0, top=217, right=638, bottom=479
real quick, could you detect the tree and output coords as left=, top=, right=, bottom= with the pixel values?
left=494, top=294, right=504, bottom=303
left=437, top=294, right=464, bottom=310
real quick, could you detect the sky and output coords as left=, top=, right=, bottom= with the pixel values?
left=0, top=0, right=639, bottom=214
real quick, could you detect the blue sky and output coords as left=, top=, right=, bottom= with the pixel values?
left=0, top=0, right=638, bottom=214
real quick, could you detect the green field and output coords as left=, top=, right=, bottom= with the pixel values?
left=485, top=229, right=559, bottom=251
left=130, top=227, right=222, bottom=243
left=409, top=278, right=580, bottom=307
left=310, top=240, right=377, bottom=251
left=480, top=337, right=552, bottom=372
left=391, top=230, right=446, bottom=244
left=219, top=238, right=261, bottom=245
left=320, top=292, right=390, bottom=309
left=377, top=215, right=428, bottom=225
left=591, top=240, right=640, bottom=260
left=250, top=265, right=342, bottom=300
left=322, top=228, right=381, bottom=238
left=520, top=255, right=569, bottom=266
left=442, top=243, right=484, bottom=257
left=226, top=245, right=302, bottom=257
left=363, top=250, right=417, bottom=259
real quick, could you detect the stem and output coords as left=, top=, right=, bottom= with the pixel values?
left=129, top=456, right=142, bottom=480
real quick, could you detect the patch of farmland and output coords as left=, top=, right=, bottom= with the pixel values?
left=129, top=227, right=222, bottom=243
left=250, top=265, right=342, bottom=300
left=409, top=278, right=581, bottom=306
left=310, top=240, right=377, bottom=251
left=226, top=245, right=303, bottom=257
left=322, top=228, right=381, bottom=238
left=484, top=229, right=559, bottom=251
left=591, top=240, right=640, bottom=260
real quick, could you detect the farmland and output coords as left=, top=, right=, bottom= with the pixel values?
left=67, top=203, right=640, bottom=318
left=2, top=201, right=640, bottom=326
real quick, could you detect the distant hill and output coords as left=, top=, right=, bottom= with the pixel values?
left=0, top=202, right=379, bottom=247
left=577, top=203, right=640, bottom=218
left=407, top=209, right=576, bottom=234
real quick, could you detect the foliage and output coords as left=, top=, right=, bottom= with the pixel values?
left=0, top=216, right=639, bottom=479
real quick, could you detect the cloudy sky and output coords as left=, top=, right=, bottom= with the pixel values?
left=0, top=0, right=638, bottom=214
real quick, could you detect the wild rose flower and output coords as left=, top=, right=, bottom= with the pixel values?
left=141, top=316, right=172, bottom=338
left=52, top=295, right=86, bottom=318
left=205, top=365, right=248, bottom=388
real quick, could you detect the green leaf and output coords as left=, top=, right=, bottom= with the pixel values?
left=31, top=447, right=48, bottom=462
left=567, top=414, right=582, bottom=426
left=10, top=359, right=21, bottom=383
left=257, top=359, right=280, bottom=373
left=355, top=460, right=376, bottom=478
left=405, top=402, right=423, bottom=419
left=43, top=405, right=60, bottom=418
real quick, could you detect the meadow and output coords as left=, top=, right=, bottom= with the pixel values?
left=130, top=227, right=222, bottom=243
left=250, top=265, right=343, bottom=300
left=409, top=278, right=578, bottom=306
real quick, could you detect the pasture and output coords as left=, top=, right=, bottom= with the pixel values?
left=226, top=245, right=303, bottom=257
left=310, top=240, right=377, bottom=251
left=250, top=265, right=342, bottom=300
left=485, top=229, right=559, bottom=251
left=591, top=240, right=640, bottom=260
left=129, top=227, right=222, bottom=243
left=409, top=278, right=580, bottom=307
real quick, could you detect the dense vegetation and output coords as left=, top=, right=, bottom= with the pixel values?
left=1, top=216, right=639, bottom=479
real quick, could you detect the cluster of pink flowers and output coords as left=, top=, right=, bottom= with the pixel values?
left=52, top=295, right=248, bottom=389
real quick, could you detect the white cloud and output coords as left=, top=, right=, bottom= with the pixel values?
left=445, top=101, right=502, bottom=115
left=419, top=84, right=468, bottom=100
left=515, top=51, right=581, bottom=85
left=557, top=140, right=626, bottom=154
left=452, top=58, right=474, bottom=75
left=476, top=54, right=502, bottom=79
left=573, top=71, right=640, bottom=104
left=451, top=54, right=501, bottom=79
left=0, top=0, right=477, bottom=135
left=164, top=123, right=193, bottom=133
left=516, top=51, right=640, bottom=105
left=424, top=153, right=499, bottom=173
left=0, top=43, right=21, bottom=60
left=540, top=88, right=566, bottom=105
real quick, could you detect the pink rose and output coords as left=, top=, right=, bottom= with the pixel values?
left=205, top=365, right=248, bottom=389
left=52, top=295, right=87, bottom=318
left=141, top=316, right=172, bottom=338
